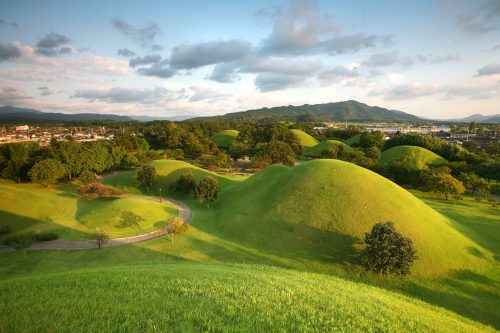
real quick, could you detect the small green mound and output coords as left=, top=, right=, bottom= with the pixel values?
left=215, top=159, right=489, bottom=277
left=379, top=145, right=447, bottom=168
left=290, top=129, right=319, bottom=147
left=77, top=198, right=177, bottom=237
left=306, top=140, right=353, bottom=155
left=344, top=133, right=361, bottom=146
left=0, top=263, right=490, bottom=332
left=209, top=130, right=239, bottom=147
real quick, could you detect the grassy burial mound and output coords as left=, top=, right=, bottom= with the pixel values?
left=208, top=129, right=239, bottom=148
left=344, top=133, right=361, bottom=146
left=0, top=263, right=491, bottom=333
left=214, top=159, right=489, bottom=277
left=290, top=129, right=319, bottom=147
left=305, top=140, right=353, bottom=155
left=379, top=145, right=448, bottom=167
left=0, top=180, right=177, bottom=240
left=103, top=160, right=245, bottom=196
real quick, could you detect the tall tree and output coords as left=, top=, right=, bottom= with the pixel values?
left=195, top=176, right=220, bottom=208
left=136, top=164, right=157, bottom=192
left=28, top=159, right=66, bottom=187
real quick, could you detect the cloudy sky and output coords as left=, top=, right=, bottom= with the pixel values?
left=0, top=0, right=499, bottom=119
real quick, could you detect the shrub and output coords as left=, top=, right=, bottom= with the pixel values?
left=90, top=228, right=109, bottom=249
left=474, top=196, right=482, bottom=202
left=79, top=170, right=97, bottom=185
left=0, top=225, right=12, bottom=236
left=33, top=232, right=59, bottom=242
left=173, top=171, right=196, bottom=195
left=77, top=182, right=122, bottom=200
left=360, top=222, right=417, bottom=277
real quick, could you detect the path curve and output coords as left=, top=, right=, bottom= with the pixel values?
left=0, top=171, right=192, bottom=253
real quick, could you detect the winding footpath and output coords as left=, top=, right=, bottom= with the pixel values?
left=0, top=172, right=192, bottom=253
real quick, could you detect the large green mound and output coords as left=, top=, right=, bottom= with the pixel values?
left=306, top=139, right=353, bottom=155
left=0, top=263, right=490, bottom=332
left=209, top=129, right=239, bottom=147
left=379, top=145, right=448, bottom=167
left=290, top=129, right=319, bottom=147
left=0, top=180, right=177, bottom=240
left=344, top=133, right=361, bottom=146
left=215, top=159, right=488, bottom=276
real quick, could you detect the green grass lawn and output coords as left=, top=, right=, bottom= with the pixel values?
left=0, top=159, right=498, bottom=330
left=379, top=145, right=448, bottom=167
left=0, top=263, right=493, bottom=333
left=305, top=139, right=353, bottom=155
left=344, top=133, right=361, bottom=146
left=0, top=179, right=178, bottom=240
left=208, top=129, right=239, bottom=147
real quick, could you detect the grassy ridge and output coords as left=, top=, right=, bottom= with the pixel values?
left=379, top=145, right=448, bottom=167
left=0, top=263, right=492, bottom=333
left=344, top=133, right=361, bottom=146
left=208, top=129, right=239, bottom=147
left=305, top=139, right=353, bottom=155
left=290, top=129, right=319, bottom=147
left=0, top=180, right=178, bottom=240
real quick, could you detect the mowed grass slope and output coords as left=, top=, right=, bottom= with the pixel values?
left=0, top=263, right=492, bottom=333
left=306, top=139, right=353, bottom=155
left=344, top=133, right=361, bottom=146
left=379, top=145, right=448, bottom=167
left=212, top=159, right=490, bottom=277
left=290, top=129, right=319, bottom=147
left=208, top=129, right=239, bottom=147
left=0, top=179, right=177, bottom=240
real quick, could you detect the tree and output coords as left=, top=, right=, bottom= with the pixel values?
left=28, top=159, right=66, bottom=187
left=195, top=176, right=220, bottom=208
left=428, top=173, right=465, bottom=200
left=168, top=216, right=186, bottom=242
left=91, top=228, right=109, bottom=249
left=11, top=233, right=34, bottom=256
left=228, top=142, right=251, bottom=162
left=79, top=170, right=97, bottom=185
left=252, top=141, right=295, bottom=168
left=360, top=222, right=417, bottom=277
left=360, top=131, right=385, bottom=150
left=173, top=171, right=196, bottom=194
left=365, top=147, right=381, bottom=161
left=136, top=164, right=157, bottom=192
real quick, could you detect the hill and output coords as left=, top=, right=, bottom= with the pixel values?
left=189, top=100, right=425, bottom=122
left=209, top=130, right=239, bottom=148
left=290, top=129, right=319, bottom=147
left=213, top=159, right=488, bottom=277
left=0, top=106, right=134, bottom=123
left=305, top=140, right=353, bottom=155
left=379, top=146, right=448, bottom=167
left=344, top=134, right=361, bottom=146
left=443, top=114, right=500, bottom=124
left=0, top=263, right=491, bottom=332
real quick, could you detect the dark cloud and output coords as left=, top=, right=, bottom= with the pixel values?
left=72, top=86, right=168, bottom=104
left=0, top=19, right=19, bottom=28
left=364, top=51, right=400, bottom=67
left=170, top=39, right=252, bottom=69
left=117, top=48, right=136, bottom=57
left=38, top=86, right=53, bottom=96
left=255, top=73, right=305, bottom=92
left=476, top=63, right=500, bottom=76
left=0, top=42, right=22, bottom=61
left=129, top=54, right=162, bottom=67
left=35, top=32, right=71, bottom=56
left=112, top=18, right=161, bottom=49
left=322, top=34, right=380, bottom=55
left=0, top=82, right=33, bottom=105
left=448, top=0, right=500, bottom=33
left=137, top=60, right=176, bottom=78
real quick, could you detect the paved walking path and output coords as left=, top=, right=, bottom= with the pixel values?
left=0, top=172, right=192, bottom=253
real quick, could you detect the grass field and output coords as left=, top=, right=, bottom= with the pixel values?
left=379, top=145, right=448, bottom=167
left=290, top=129, right=319, bottom=147
left=1, top=159, right=498, bottom=330
left=0, top=263, right=492, bottom=333
left=0, top=179, right=178, bottom=240
left=305, top=139, right=353, bottom=155
left=208, top=129, right=239, bottom=147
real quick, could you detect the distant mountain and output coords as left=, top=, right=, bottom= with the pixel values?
left=189, top=100, right=425, bottom=123
left=0, top=106, right=133, bottom=123
left=129, top=115, right=191, bottom=122
left=458, top=114, right=500, bottom=123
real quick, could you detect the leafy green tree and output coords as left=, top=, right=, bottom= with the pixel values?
left=91, top=228, right=109, bottom=249
left=11, top=233, right=34, bottom=256
left=228, top=141, right=251, bottom=161
left=321, top=145, right=340, bottom=159
left=365, top=147, right=381, bottom=161
left=28, top=159, right=66, bottom=187
left=173, top=171, right=196, bottom=194
left=168, top=216, right=186, bottom=242
left=428, top=173, right=465, bottom=200
left=195, top=176, right=220, bottom=208
left=53, top=140, right=82, bottom=180
left=204, top=150, right=232, bottom=169
left=360, top=131, right=385, bottom=149
left=136, top=164, right=157, bottom=192
left=252, top=141, right=295, bottom=168
left=79, top=170, right=97, bottom=185
left=360, top=222, right=417, bottom=277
